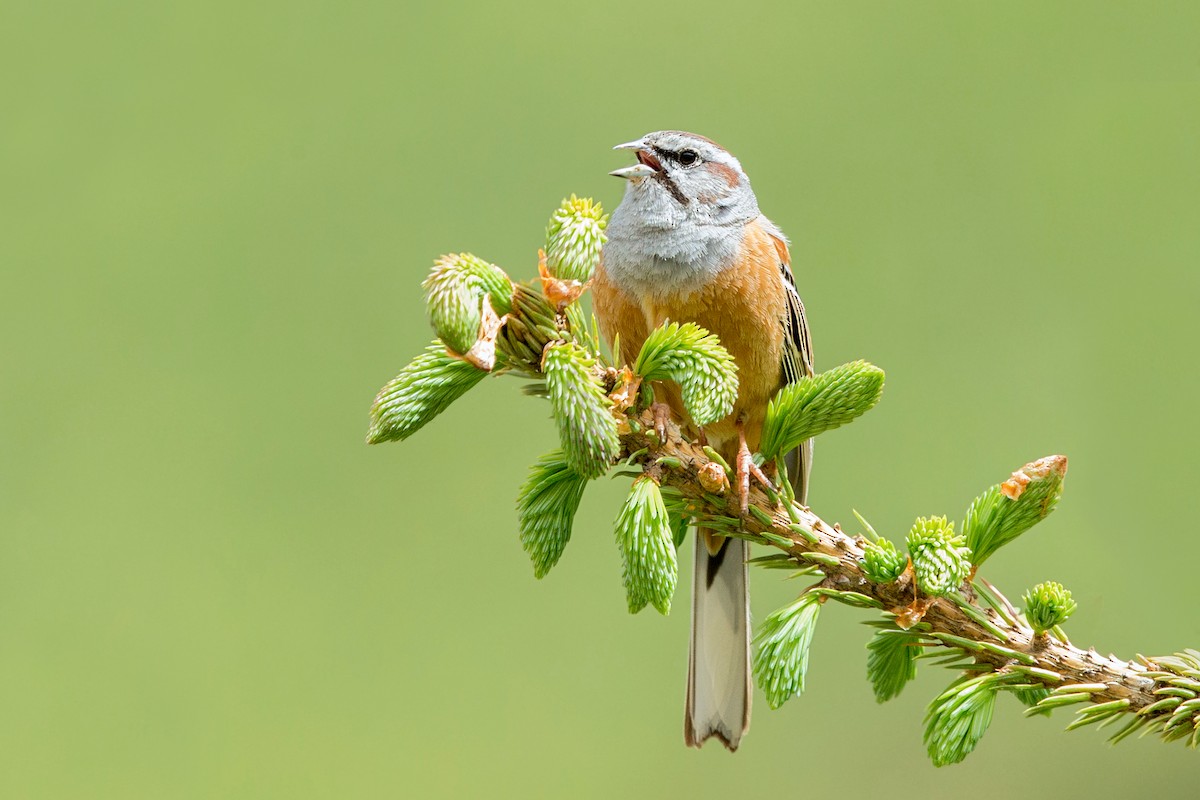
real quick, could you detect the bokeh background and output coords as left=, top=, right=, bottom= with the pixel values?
left=3, top=1, right=1199, bottom=797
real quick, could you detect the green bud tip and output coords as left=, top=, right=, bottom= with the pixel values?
left=963, top=454, right=1068, bottom=566
left=862, top=538, right=907, bottom=584
left=422, top=253, right=513, bottom=357
left=907, top=516, right=971, bottom=597
left=614, top=477, right=677, bottom=615
left=542, top=342, right=620, bottom=479
left=1000, top=455, right=1068, bottom=502
left=1023, top=581, right=1077, bottom=634
left=545, top=196, right=608, bottom=283
left=366, top=341, right=487, bottom=444
left=633, top=322, right=738, bottom=426
left=517, top=450, right=588, bottom=579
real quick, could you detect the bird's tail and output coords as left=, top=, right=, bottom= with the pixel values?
left=684, top=530, right=750, bottom=751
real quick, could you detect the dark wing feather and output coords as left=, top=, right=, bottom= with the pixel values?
left=766, top=225, right=814, bottom=505
left=779, top=260, right=814, bottom=384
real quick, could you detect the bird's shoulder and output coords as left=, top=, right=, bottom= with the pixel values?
left=745, top=215, right=790, bottom=266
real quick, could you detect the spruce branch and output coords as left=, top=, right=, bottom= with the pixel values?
left=368, top=194, right=1200, bottom=763
left=609, top=414, right=1199, bottom=758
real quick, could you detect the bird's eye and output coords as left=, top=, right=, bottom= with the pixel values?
left=677, top=149, right=699, bottom=166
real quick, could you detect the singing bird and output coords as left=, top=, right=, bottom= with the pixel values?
left=593, top=131, right=813, bottom=751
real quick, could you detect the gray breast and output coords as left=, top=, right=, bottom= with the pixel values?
left=603, top=192, right=751, bottom=299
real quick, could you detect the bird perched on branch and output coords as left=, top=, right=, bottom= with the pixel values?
left=593, top=131, right=814, bottom=751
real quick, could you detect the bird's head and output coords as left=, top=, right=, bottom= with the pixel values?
left=609, top=131, right=758, bottom=224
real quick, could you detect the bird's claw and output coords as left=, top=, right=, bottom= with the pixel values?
left=650, top=402, right=671, bottom=443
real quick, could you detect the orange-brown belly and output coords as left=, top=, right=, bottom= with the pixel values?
left=594, top=222, right=788, bottom=455
left=640, top=277, right=784, bottom=452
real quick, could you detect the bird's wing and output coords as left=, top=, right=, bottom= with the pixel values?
left=761, top=218, right=814, bottom=504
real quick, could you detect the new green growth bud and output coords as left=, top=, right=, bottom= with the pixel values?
left=862, top=538, right=907, bottom=583
left=907, top=516, right=971, bottom=597
left=517, top=451, right=588, bottom=579
left=634, top=322, right=738, bottom=426
left=924, top=672, right=1008, bottom=767
left=753, top=592, right=822, bottom=709
left=962, top=455, right=1067, bottom=566
left=366, top=341, right=487, bottom=444
left=867, top=628, right=921, bottom=703
left=422, top=253, right=513, bottom=356
left=545, top=195, right=608, bottom=283
left=759, top=361, right=885, bottom=460
left=614, top=477, right=677, bottom=614
left=542, top=342, right=620, bottom=478
left=495, top=284, right=561, bottom=375
left=1023, top=581, right=1077, bottom=635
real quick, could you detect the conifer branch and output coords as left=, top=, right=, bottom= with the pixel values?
left=367, top=195, right=1200, bottom=762
left=612, top=408, right=1199, bottom=757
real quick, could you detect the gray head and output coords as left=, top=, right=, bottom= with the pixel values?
left=604, top=131, right=762, bottom=296
left=609, top=131, right=760, bottom=229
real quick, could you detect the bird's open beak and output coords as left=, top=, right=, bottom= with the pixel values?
left=613, top=138, right=648, bottom=151
left=610, top=138, right=662, bottom=180
left=609, top=163, right=657, bottom=180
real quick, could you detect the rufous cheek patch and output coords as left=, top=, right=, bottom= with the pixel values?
left=707, top=162, right=740, bottom=188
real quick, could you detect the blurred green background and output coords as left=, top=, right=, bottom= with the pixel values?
left=3, top=1, right=1199, bottom=796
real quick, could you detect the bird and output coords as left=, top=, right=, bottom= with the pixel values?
left=593, top=131, right=814, bottom=751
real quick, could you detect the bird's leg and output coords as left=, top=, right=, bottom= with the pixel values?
left=734, top=419, right=772, bottom=516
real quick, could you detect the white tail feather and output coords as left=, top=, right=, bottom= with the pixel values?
left=685, top=533, right=750, bottom=750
